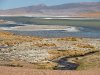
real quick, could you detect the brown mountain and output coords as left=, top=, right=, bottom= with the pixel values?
left=0, top=2, right=100, bottom=17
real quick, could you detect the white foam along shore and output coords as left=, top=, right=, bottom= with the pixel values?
left=0, top=24, right=80, bottom=32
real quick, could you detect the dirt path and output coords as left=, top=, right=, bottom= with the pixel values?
left=0, top=66, right=100, bottom=75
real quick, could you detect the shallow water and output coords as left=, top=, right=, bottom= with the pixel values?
left=0, top=16, right=100, bottom=38
left=7, top=30, right=100, bottom=38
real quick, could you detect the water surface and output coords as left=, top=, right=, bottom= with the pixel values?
left=0, top=16, right=100, bottom=38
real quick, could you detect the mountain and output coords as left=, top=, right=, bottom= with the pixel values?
left=0, top=2, right=100, bottom=17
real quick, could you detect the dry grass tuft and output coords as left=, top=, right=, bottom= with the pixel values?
left=33, top=43, right=56, bottom=47
left=0, top=31, right=42, bottom=46
left=57, top=37, right=81, bottom=41
left=48, top=49, right=98, bottom=60
left=74, top=43, right=95, bottom=48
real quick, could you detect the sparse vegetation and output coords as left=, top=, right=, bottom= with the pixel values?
left=74, top=43, right=95, bottom=48
left=77, top=51, right=100, bottom=70
left=48, top=49, right=98, bottom=60
left=33, top=43, right=56, bottom=47
left=0, top=31, right=100, bottom=70
left=57, top=37, right=80, bottom=41
left=0, top=31, right=42, bottom=46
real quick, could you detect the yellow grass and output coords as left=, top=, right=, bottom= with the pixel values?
left=74, top=43, right=95, bottom=48
left=57, top=37, right=81, bottom=41
left=48, top=49, right=98, bottom=60
left=33, top=43, right=56, bottom=47
left=0, top=31, right=42, bottom=46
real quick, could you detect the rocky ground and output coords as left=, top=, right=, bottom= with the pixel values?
left=0, top=31, right=100, bottom=70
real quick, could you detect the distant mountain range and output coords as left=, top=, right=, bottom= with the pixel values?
left=0, top=2, right=100, bottom=17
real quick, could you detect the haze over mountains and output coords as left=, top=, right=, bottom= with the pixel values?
left=0, top=2, right=100, bottom=17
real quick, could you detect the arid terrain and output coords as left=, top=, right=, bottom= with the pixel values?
left=0, top=31, right=100, bottom=70
left=0, top=1, right=100, bottom=75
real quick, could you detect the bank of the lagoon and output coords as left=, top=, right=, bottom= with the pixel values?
left=0, top=31, right=100, bottom=70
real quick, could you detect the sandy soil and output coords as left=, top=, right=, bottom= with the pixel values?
left=0, top=66, right=100, bottom=75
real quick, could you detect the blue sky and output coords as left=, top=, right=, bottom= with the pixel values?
left=0, top=0, right=100, bottom=10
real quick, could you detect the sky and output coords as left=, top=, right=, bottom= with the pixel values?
left=0, top=0, right=100, bottom=10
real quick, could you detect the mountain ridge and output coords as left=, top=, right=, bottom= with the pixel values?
left=0, top=2, right=100, bottom=17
